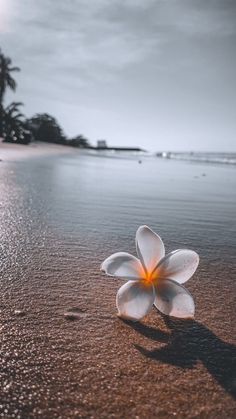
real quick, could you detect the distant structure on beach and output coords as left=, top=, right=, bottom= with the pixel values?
left=97, top=140, right=107, bottom=148
left=96, top=139, right=144, bottom=152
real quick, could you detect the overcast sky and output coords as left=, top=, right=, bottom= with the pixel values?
left=1, top=0, right=236, bottom=151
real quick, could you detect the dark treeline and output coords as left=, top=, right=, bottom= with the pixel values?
left=0, top=49, right=91, bottom=148
left=27, top=113, right=91, bottom=148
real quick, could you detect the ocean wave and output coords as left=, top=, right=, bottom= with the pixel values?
left=155, top=152, right=236, bottom=165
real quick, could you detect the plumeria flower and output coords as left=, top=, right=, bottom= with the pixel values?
left=101, top=226, right=199, bottom=321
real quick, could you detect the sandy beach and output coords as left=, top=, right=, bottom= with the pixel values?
left=0, top=143, right=235, bottom=419
left=0, top=141, right=77, bottom=162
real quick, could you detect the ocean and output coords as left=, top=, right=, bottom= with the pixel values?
left=155, top=151, right=236, bottom=165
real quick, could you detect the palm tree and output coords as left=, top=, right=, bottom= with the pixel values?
left=4, top=101, right=24, bottom=134
left=0, top=50, right=20, bottom=137
left=0, top=50, right=20, bottom=102
left=4, top=101, right=24, bottom=119
left=3, top=102, right=31, bottom=144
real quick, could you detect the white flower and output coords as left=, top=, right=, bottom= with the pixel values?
left=101, top=225, right=199, bottom=321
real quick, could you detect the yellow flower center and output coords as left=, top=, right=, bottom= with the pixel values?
left=142, top=268, right=158, bottom=285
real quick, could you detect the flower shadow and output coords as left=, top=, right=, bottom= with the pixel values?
left=129, top=316, right=236, bottom=399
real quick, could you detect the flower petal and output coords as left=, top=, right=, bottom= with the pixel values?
left=136, top=225, right=165, bottom=273
left=116, top=280, right=155, bottom=321
left=101, top=252, right=145, bottom=280
left=154, top=278, right=195, bottom=318
left=154, top=249, right=199, bottom=284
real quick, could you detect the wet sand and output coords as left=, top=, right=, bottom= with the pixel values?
left=0, top=143, right=236, bottom=418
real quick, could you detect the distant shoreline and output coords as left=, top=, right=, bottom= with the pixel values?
left=1, top=141, right=236, bottom=167
left=0, top=141, right=147, bottom=163
left=85, top=146, right=146, bottom=152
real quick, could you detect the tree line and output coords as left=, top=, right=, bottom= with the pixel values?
left=0, top=49, right=90, bottom=148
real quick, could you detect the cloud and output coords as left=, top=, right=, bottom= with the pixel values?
left=3, top=0, right=236, bottom=82
left=0, top=0, right=14, bottom=32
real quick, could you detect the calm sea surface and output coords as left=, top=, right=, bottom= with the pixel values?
left=1, top=152, right=235, bottom=258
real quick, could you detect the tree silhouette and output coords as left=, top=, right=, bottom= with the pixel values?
left=4, top=102, right=24, bottom=121
left=3, top=102, right=31, bottom=144
left=0, top=50, right=92, bottom=147
left=68, top=134, right=91, bottom=148
left=0, top=50, right=20, bottom=138
left=27, top=113, right=66, bottom=144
